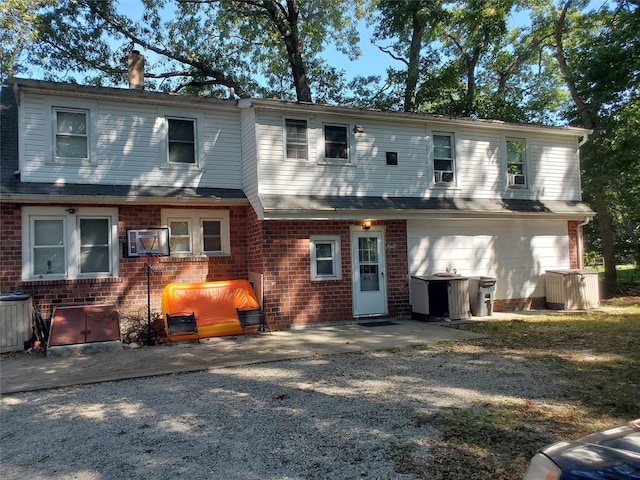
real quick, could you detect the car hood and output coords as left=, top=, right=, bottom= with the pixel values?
left=542, top=419, right=640, bottom=479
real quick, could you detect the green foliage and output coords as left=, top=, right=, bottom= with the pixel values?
left=358, top=0, right=574, bottom=120
left=0, top=0, right=57, bottom=79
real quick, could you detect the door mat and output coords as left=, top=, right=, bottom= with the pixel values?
left=357, top=320, right=398, bottom=328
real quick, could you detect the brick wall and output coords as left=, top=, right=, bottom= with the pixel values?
left=2, top=202, right=250, bottom=320
left=567, top=220, right=581, bottom=269
left=0, top=203, right=21, bottom=291
left=256, top=219, right=410, bottom=329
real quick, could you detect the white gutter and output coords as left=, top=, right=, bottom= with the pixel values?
left=578, top=134, right=590, bottom=147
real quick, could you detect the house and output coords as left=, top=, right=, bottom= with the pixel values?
left=0, top=78, right=594, bottom=330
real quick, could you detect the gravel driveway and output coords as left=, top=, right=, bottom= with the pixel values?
left=1, top=343, right=559, bottom=480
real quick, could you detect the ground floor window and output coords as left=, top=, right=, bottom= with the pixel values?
left=22, top=207, right=118, bottom=281
left=310, top=235, right=342, bottom=280
left=161, top=209, right=230, bottom=256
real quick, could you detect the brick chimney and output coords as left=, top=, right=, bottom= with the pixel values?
left=127, top=50, right=145, bottom=91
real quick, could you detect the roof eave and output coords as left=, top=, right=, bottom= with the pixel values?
left=261, top=208, right=596, bottom=221
left=239, top=98, right=592, bottom=137
left=0, top=193, right=249, bottom=206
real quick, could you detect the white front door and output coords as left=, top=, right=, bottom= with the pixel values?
left=351, top=229, right=387, bottom=316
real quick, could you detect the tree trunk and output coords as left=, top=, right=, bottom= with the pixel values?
left=592, top=181, right=618, bottom=296
left=404, top=11, right=425, bottom=112
left=266, top=0, right=313, bottom=102
left=289, top=52, right=312, bottom=102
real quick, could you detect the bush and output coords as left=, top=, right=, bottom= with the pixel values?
left=119, top=308, right=167, bottom=344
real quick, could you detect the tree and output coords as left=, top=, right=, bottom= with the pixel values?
left=22, top=0, right=363, bottom=101
left=0, top=0, right=56, bottom=79
left=372, top=0, right=447, bottom=112
left=554, top=0, right=640, bottom=294
left=367, top=0, right=568, bottom=121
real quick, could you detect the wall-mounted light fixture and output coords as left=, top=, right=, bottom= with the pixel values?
left=362, top=220, right=372, bottom=230
left=65, top=207, right=76, bottom=214
left=353, top=124, right=365, bottom=134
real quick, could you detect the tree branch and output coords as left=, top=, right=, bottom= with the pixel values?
left=375, top=44, right=409, bottom=66
left=555, top=0, right=593, bottom=128
left=88, top=1, right=249, bottom=97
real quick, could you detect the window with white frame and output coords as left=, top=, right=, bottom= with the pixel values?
left=162, top=209, right=230, bottom=256
left=506, top=138, right=527, bottom=188
left=22, top=207, right=118, bottom=281
left=324, top=124, right=349, bottom=161
left=433, top=133, right=455, bottom=184
left=285, top=118, right=308, bottom=160
left=167, top=117, right=196, bottom=164
left=310, top=235, right=342, bottom=280
left=54, top=108, right=89, bottom=161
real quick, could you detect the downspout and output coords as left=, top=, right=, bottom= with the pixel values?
left=576, top=133, right=591, bottom=269
left=576, top=217, right=591, bottom=269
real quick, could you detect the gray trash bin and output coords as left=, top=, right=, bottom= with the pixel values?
left=469, top=276, right=497, bottom=316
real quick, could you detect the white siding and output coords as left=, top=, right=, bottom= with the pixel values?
left=255, top=110, right=583, bottom=202
left=20, top=93, right=242, bottom=189
left=407, top=218, right=571, bottom=299
left=529, top=135, right=582, bottom=200
left=240, top=108, right=261, bottom=216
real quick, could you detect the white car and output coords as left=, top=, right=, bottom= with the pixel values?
left=524, top=419, right=640, bottom=479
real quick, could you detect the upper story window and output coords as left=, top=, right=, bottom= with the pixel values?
left=162, top=209, right=230, bottom=257
left=167, top=117, right=196, bottom=164
left=506, top=138, right=527, bottom=188
left=285, top=118, right=308, bottom=160
left=22, top=207, right=119, bottom=281
left=310, top=235, right=342, bottom=280
left=433, top=133, right=455, bottom=185
left=324, top=124, right=349, bottom=161
left=54, top=108, right=89, bottom=161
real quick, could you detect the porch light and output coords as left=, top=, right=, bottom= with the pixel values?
left=362, top=220, right=371, bottom=230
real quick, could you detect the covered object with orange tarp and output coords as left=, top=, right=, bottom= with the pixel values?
left=161, top=280, right=266, bottom=341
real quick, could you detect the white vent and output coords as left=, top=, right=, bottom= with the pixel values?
left=435, top=170, right=454, bottom=184
left=508, top=173, right=526, bottom=187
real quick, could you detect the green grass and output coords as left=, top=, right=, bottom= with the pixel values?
left=589, top=263, right=639, bottom=283
left=393, top=297, right=640, bottom=480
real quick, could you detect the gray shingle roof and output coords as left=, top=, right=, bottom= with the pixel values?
left=258, top=194, right=594, bottom=217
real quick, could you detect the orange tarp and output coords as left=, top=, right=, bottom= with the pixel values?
left=161, top=280, right=261, bottom=340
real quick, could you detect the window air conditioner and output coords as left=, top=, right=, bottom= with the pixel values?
left=435, top=170, right=454, bottom=184
left=508, top=173, right=526, bottom=187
